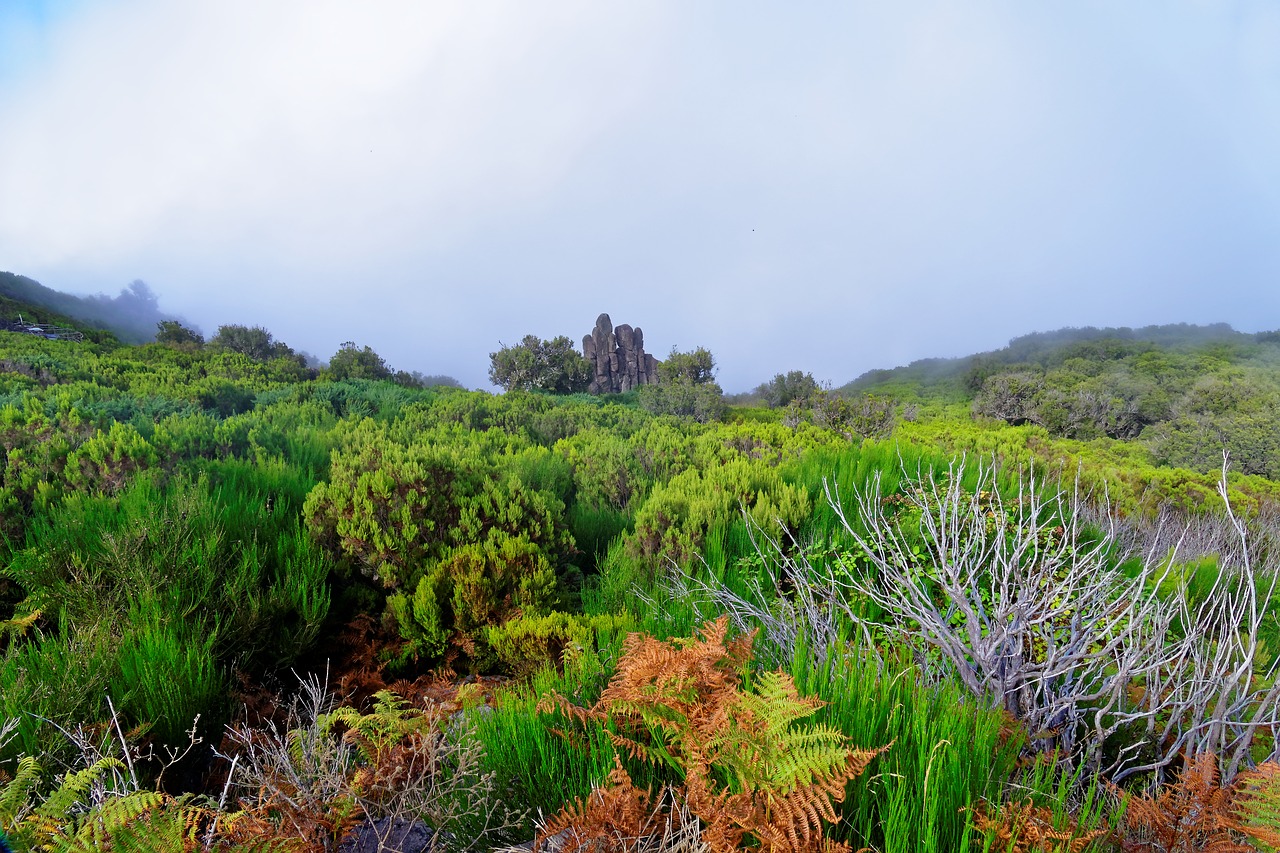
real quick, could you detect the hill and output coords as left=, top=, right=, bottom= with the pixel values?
left=2, top=305, right=1280, bottom=848
left=842, top=322, right=1280, bottom=478
left=0, top=271, right=181, bottom=344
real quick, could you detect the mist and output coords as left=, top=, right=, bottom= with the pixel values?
left=1, top=2, right=1278, bottom=390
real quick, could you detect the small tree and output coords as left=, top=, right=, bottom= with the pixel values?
left=209, top=324, right=298, bottom=363
left=783, top=389, right=895, bottom=440
left=327, top=342, right=392, bottom=381
left=638, top=346, right=725, bottom=422
left=489, top=335, right=591, bottom=394
left=154, top=320, right=204, bottom=348
left=755, top=370, right=819, bottom=408
left=658, top=346, right=717, bottom=386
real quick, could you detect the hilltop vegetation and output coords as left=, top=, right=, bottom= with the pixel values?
left=2, top=282, right=1280, bottom=851
left=0, top=271, right=187, bottom=344
left=843, top=322, right=1280, bottom=480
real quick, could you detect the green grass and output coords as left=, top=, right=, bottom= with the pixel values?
left=470, top=640, right=653, bottom=834
left=789, top=645, right=1023, bottom=853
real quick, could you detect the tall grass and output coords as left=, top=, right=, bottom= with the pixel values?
left=788, top=644, right=1023, bottom=853
left=566, top=504, right=630, bottom=571
left=1, top=470, right=330, bottom=764
left=470, top=640, right=642, bottom=834
left=0, top=624, right=119, bottom=764
left=110, top=619, right=226, bottom=746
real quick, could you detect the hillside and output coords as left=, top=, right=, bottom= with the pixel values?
left=841, top=322, right=1280, bottom=478
left=0, top=271, right=180, bottom=344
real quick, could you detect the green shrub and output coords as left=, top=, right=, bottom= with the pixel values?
left=485, top=611, right=633, bottom=678
left=628, top=457, right=810, bottom=566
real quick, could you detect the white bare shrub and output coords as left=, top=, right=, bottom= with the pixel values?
left=829, top=455, right=1280, bottom=784
left=683, top=453, right=1280, bottom=786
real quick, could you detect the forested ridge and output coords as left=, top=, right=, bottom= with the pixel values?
left=4, top=283, right=1280, bottom=851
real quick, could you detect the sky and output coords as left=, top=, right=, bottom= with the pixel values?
left=1, top=2, right=1278, bottom=391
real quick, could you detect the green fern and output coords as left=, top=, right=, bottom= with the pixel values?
left=0, top=754, right=42, bottom=830
left=709, top=670, right=850, bottom=795
left=315, top=689, right=433, bottom=759
left=53, top=790, right=170, bottom=852
left=5, top=757, right=126, bottom=850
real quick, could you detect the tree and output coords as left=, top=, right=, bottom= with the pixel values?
left=755, top=370, right=819, bottom=408
left=488, top=335, right=591, bottom=394
left=209, top=324, right=299, bottom=363
left=154, top=320, right=204, bottom=348
left=327, top=341, right=391, bottom=381
left=638, top=346, right=725, bottom=422
left=783, top=389, right=896, bottom=440
left=658, top=346, right=717, bottom=386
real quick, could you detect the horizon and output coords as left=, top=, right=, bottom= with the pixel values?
left=2, top=2, right=1278, bottom=392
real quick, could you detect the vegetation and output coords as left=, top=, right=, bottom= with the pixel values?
left=637, top=346, right=726, bottom=422
left=488, top=335, right=591, bottom=393
left=3, top=279, right=1280, bottom=851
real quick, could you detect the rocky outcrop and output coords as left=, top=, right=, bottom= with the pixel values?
left=583, top=313, right=660, bottom=394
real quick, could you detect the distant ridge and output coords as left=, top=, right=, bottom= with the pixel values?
left=0, top=271, right=184, bottom=344
left=840, top=322, right=1271, bottom=401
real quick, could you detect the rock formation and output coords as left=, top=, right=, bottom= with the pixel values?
left=583, top=313, right=660, bottom=394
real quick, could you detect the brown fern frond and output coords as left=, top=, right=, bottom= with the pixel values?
left=972, top=799, right=1103, bottom=853
left=1117, top=752, right=1251, bottom=853
left=540, top=618, right=887, bottom=853
left=536, top=758, right=695, bottom=853
left=1226, top=760, right=1280, bottom=847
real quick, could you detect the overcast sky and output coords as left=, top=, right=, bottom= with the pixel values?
left=1, top=2, right=1278, bottom=391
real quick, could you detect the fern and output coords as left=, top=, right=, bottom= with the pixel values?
left=971, top=799, right=1105, bottom=853
left=4, top=757, right=127, bottom=850
left=1227, top=761, right=1280, bottom=848
left=1117, top=752, right=1252, bottom=853
left=51, top=792, right=208, bottom=853
left=540, top=617, right=890, bottom=853
left=0, top=755, right=42, bottom=829
left=316, top=689, right=435, bottom=760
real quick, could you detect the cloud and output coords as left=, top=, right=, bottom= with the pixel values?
left=1, top=1, right=1277, bottom=390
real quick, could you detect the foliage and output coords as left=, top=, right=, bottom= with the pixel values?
left=489, top=335, right=592, bottom=394
left=305, top=419, right=576, bottom=665
left=637, top=347, right=726, bottom=423
left=540, top=617, right=888, bottom=853
left=220, top=677, right=521, bottom=852
left=485, top=611, right=632, bottom=678
left=628, top=459, right=810, bottom=567
left=755, top=370, right=821, bottom=409
left=326, top=341, right=392, bottom=382
left=2, top=474, right=328, bottom=756
left=209, top=324, right=300, bottom=365
left=783, top=390, right=896, bottom=441
left=155, top=320, right=204, bottom=348
left=7, top=279, right=1280, bottom=853
left=970, top=799, right=1105, bottom=853
left=1115, top=752, right=1280, bottom=852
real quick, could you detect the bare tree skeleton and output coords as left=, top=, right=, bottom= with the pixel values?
left=681, top=453, right=1280, bottom=785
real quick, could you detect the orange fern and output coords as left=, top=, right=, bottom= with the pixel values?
left=972, top=799, right=1105, bottom=853
left=1117, top=752, right=1251, bottom=853
left=538, top=617, right=889, bottom=853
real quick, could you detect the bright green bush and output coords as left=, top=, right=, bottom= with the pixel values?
left=63, top=421, right=157, bottom=492
left=485, top=611, right=633, bottom=677
left=627, top=457, right=811, bottom=565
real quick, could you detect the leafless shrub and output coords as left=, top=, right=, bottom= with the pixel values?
left=684, top=453, right=1280, bottom=788
left=657, top=525, right=863, bottom=673
left=822, top=454, right=1280, bottom=785
left=217, top=672, right=523, bottom=851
